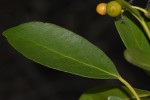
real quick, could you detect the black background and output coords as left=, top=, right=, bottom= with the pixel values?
left=0, top=0, right=150, bottom=100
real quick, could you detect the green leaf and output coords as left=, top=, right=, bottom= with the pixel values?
left=3, top=22, right=120, bottom=79
left=115, top=15, right=150, bottom=52
left=124, top=48, right=150, bottom=72
left=115, top=15, right=150, bottom=74
left=108, top=96, right=124, bottom=100
left=79, top=86, right=150, bottom=100
left=146, top=21, right=150, bottom=29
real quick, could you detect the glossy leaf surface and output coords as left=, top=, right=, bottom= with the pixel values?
left=108, top=96, right=123, bottom=100
left=115, top=15, right=150, bottom=73
left=79, top=86, right=150, bottom=100
left=124, top=48, right=150, bottom=72
left=3, top=22, right=120, bottom=79
left=115, top=15, right=150, bottom=52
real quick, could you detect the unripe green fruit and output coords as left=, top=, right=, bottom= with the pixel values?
left=106, top=1, right=122, bottom=17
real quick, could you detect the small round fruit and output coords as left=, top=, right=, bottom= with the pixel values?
left=106, top=1, right=122, bottom=17
left=96, top=3, right=107, bottom=15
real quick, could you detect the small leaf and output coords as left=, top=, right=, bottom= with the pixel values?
left=3, top=22, right=120, bottom=79
left=108, top=96, right=124, bottom=100
left=115, top=15, right=150, bottom=52
left=124, top=48, right=150, bottom=72
left=79, top=86, right=150, bottom=100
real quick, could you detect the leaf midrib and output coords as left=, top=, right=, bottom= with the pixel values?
left=11, top=33, right=119, bottom=78
left=127, top=21, right=143, bottom=50
left=115, top=20, right=142, bottom=50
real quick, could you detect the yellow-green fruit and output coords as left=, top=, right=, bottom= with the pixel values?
left=106, top=1, right=122, bottom=17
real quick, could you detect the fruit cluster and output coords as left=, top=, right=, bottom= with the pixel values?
left=96, top=1, right=122, bottom=17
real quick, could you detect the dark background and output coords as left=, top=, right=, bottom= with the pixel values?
left=0, top=0, right=150, bottom=100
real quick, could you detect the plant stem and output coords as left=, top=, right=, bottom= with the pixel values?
left=131, top=6, right=150, bottom=40
left=118, top=77, right=141, bottom=100
left=131, top=6, right=148, bottom=14
left=131, top=13, right=150, bottom=39
left=140, top=20, right=150, bottom=39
